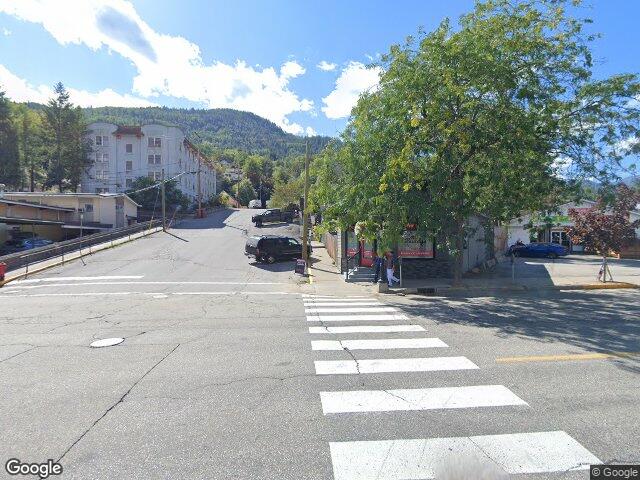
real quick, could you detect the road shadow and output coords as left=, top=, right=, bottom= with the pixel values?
left=174, top=209, right=234, bottom=230
left=249, top=260, right=297, bottom=273
left=388, top=291, right=640, bottom=374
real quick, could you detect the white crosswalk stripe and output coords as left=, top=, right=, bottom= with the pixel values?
left=301, top=296, right=601, bottom=478
left=309, top=325, right=425, bottom=334
left=311, top=338, right=448, bottom=351
left=314, top=356, right=478, bottom=375
left=304, top=302, right=383, bottom=306
left=305, top=307, right=397, bottom=313
left=320, top=385, right=527, bottom=414
left=307, top=314, right=408, bottom=322
left=329, top=431, right=601, bottom=479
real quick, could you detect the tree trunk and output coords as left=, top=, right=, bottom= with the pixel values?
left=452, top=218, right=465, bottom=286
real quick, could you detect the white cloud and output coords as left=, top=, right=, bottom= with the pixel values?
left=321, top=61, right=381, bottom=119
left=0, top=0, right=314, bottom=134
left=317, top=60, right=337, bottom=72
left=2, top=27, right=10, bottom=36
left=0, top=64, right=156, bottom=107
left=305, top=126, right=317, bottom=136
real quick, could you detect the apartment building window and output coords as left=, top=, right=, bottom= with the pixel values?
left=84, top=204, right=94, bottom=213
left=147, top=154, right=161, bottom=165
left=95, top=135, right=109, bottom=146
left=95, top=152, right=109, bottom=163
left=126, top=160, right=133, bottom=172
left=95, top=188, right=109, bottom=194
left=125, top=178, right=133, bottom=188
left=148, top=171, right=162, bottom=181
left=148, top=137, right=162, bottom=147
left=95, top=170, right=109, bottom=181
left=125, top=143, right=133, bottom=153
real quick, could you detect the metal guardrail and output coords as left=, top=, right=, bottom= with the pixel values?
left=0, top=220, right=162, bottom=274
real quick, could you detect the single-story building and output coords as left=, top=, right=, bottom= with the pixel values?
left=329, top=215, right=495, bottom=280
left=502, top=201, right=640, bottom=254
left=0, top=192, right=139, bottom=246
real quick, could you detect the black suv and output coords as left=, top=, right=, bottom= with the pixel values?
left=245, top=235, right=311, bottom=263
left=251, top=209, right=294, bottom=227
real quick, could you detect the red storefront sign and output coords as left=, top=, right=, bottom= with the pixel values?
left=399, top=231, right=434, bottom=258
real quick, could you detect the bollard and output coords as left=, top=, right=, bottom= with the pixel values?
left=0, top=262, right=6, bottom=282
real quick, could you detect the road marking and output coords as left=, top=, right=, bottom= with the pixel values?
left=496, top=352, right=640, bottom=363
left=329, top=431, right=600, bottom=479
left=14, top=275, right=144, bottom=283
left=315, top=356, right=478, bottom=375
left=6, top=281, right=289, bottom=290
left=303, top=295, right=370, bottom=298
left=309, top=325, right=425, bottom=334
left=0, top=291, right=298, bottom=298
left=320, top=385, right=528, bottom=414
left=312, top=338, right=448, bottom=351
left=304, top=302, right=383, bottom=307
left=307, top=314, right=409, bottom=322
left=305, top=307, right=397, bottom=313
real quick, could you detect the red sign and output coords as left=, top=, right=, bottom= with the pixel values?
left=399, top=231, right=434, bottom=258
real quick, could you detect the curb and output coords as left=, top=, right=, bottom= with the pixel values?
left=0, top=226, right=162, bottom=287
left=382, top=282, right=638, bottom=296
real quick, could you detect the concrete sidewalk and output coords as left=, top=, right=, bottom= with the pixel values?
left=305, top=243, right=639, bottom=296
left=303, top=240, right=378, bottom=296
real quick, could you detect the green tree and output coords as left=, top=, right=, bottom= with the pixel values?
left=270, top=177, right=304, bottom=209
left=0, top=90, right=20, bottom=189
left=126, top=176, right=189, bottom=211
left=234, top=178, right=256, bottom=206
left=13, top=104, right=46, bottom=191
left=313, top=0, right=640, bottom=283
left=42, top=82, right=90, bottom=191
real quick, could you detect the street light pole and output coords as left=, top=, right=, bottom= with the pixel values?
left=302, top=140, right=311, bottom=271
left=161, top=169, right=166, bottom=231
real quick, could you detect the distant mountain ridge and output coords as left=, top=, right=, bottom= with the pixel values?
left=79, top=106, right=333, bottom=159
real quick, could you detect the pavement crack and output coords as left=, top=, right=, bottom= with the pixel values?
left=0, top=346, right=38, bottom=364
left=341, top=346, right=365, bottom=386
left=56, top=343, right=180, bottom=463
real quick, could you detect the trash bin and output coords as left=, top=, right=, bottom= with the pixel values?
left=0, top=262, right=6, bottom=282
left=295, top=259, right=306, bottom=275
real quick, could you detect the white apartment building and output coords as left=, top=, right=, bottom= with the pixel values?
left=82, top=123, right=217, bottom=205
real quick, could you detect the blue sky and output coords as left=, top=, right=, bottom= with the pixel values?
left=0, top=0, right=639, bottom=137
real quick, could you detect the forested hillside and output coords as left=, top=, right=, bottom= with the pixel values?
left=79, top=106, right=332, bottom=159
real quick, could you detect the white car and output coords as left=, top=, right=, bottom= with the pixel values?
left=248, top=199, right=262, bottom=209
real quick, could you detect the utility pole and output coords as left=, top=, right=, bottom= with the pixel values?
left=193, top=132, right=203, bottom=218
left=302, top=140, right=311, bottom=270
left=161, top=169, right=166, bottom=231
left=197, top=148, right=202, bottom=217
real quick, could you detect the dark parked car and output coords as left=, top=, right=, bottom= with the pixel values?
left=507, top=242, right=568, bottom=259
left=245, top=235, right=311, bottom=264
left=251, top=209, right=293, bottom=227
left=0, top=237, right=54, bottom=255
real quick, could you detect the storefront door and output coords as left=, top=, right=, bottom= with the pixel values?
left=359, top=239, right=375, bottom=267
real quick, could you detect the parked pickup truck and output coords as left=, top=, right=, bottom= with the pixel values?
left=251, top=208, right=294, bottom=227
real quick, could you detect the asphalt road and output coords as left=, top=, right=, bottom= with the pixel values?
left=0, top=208, right=638, bottom=480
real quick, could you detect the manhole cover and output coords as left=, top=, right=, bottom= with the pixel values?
left=90, top=337, right=124, bottom=348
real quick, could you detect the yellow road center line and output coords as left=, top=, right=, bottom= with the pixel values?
left=496, top=352, right=640, bottom=363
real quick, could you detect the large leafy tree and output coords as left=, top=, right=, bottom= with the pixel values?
left=0, top=90, right=20, bottom=189
left=42, top=82, right=91, bottom=191
left=126, top=176, right=189, bottom=211
left=313, top=0, right=640, bottom=282
left=234, top=178, right=257, bottom=206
